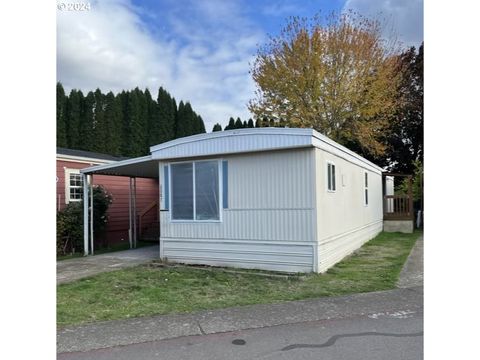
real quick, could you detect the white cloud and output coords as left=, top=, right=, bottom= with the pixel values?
left=57, top=0, right=262, bottom=132
left=343, top=0, right=424, bottom=48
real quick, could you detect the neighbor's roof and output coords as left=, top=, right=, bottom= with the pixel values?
left=81, top=128, right=384, bottom=178
left=57, top=147, right=129, bottom=162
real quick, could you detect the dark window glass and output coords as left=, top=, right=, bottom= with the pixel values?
left=195, top=161, right=219, bottom=220
left=171, top=163, right=194, bottom=220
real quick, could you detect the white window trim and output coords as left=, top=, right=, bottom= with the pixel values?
left=326, top=161, right=336, bottom=193
left=168, top=159, right=223, bottom=223
left=64, top=168, right=85, bottom=204
left=364, top=171, right=369, bottom=207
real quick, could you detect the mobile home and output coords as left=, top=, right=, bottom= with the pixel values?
left=81, top=128, right=384, bottom=273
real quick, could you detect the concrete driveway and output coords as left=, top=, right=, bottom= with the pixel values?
left=57, top=245, right=159, bottom=285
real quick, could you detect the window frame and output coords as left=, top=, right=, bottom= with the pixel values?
left=326, top=161, right=336, bottom=192
left=168, top=159, right=223, bottom=223
left=65, top=168, right=85, bottom=204
left=364, top=171, right=369, bottom=206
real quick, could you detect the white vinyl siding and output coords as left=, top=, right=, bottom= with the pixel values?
left=160, top=149, right=316, bottom=273
left=315, top=149, right=382, bottom=272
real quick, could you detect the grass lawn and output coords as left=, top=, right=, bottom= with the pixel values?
left=57, top=231, right=420, bottom=327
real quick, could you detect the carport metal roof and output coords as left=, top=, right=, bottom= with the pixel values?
left=80, top=155, right=159, bottom=178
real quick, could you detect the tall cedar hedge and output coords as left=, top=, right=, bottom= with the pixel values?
left=56, top=83, right=206, bottom=157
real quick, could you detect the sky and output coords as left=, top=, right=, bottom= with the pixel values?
left=57, top=0, right=424, bottom=132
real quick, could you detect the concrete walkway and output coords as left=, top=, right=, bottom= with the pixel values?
left=397, top=234, right=423, bottom=288
left=57, top=245, right=159, bottom=285
left=57, top=234, right=424, bottom=353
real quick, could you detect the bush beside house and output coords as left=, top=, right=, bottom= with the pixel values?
left=57, top=185, right=112, bottom=256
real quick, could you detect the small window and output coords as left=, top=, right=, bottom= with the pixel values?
left=364, top=172, right=369, bottom=206
left=65, top=169, right=84, bottom=203
left=327, top=162, right=336, bottom=192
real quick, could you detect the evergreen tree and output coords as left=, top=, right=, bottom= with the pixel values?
left=136, top=88, right=149, bottom=154
left=212, top=123, right=222, bottom=132
left=103, top=92, right=123, bottom=155
left=61, top=85, right=207, bottom=155
left=171, top=97, right=178, bottom=139
left=195, top=115, right=206, bottom=134
left=247, top=118, right=254, bottom=128
left=262, top=116, right=269, bottom=127
left=225, top=117, right=235, bottom=130
left=79, top=91, right=95, bottom=150
left=66, top=89, right=84, bottom=149
left=255, top=118, right=261, bottom=127
left=122, top=89, right=148, bottom=156
left=242, top=120, right=247, bottom=128
left=91, top=88, right=107, bottom=153
left=175, top=100, right=187, bottom=137
left=157, top=87, right=176, bottom=144
left=56, top=82, right=68, bottom=147
left=234, top=117, right=243, bottom=129
left=146, top=88, right=161, bottom=147
left=347, top=44, right=423, bottom=174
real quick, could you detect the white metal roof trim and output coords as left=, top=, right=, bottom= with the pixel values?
left=311, top=130, right=384, bottom=173
left=150, top=128, right=383, bottom=173
left=80, top=155, right=153, bottom=174
left=149, top=128, right=314, bottom=152
left=80, top=128, right=384, bottom=176
left=151, top=132, right=313, bottom=160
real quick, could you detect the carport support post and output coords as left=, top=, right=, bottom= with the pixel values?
left=90, top=174, right=94, bottom=255
left=128, top=177, right=133, bottom=249
left=83, top=173, right=89, bottom=256
left=133, top=177, right=137, bottom=248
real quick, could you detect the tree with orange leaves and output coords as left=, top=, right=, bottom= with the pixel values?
left=248, top=11, right=402, bottom=157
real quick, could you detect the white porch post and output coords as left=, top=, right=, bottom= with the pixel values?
left=90, top=174, right=94, bottom=255
left=83, top=173, right=89, bottom=256
left=133, top=177, right=137, bottom=248
left=128, top=177, right=133, bottom=249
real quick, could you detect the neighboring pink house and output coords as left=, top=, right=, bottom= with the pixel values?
left=56, top=148, right=159, bottom=246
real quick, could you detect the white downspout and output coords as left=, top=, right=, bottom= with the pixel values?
left=83, top=173, right=89, bottom=256
left=90, top=174, right=94, bottom=255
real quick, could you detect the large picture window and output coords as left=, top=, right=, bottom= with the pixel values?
left=170, top=160, right=220, bottom=221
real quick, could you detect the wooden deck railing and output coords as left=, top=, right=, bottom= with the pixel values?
left=383, top=195, right=413, bottom=220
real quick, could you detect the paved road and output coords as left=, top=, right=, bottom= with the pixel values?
left=57, top=245, right=159, bottom=284
left=58, top=308, right=422, bottom=360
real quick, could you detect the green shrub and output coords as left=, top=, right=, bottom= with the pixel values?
left=57, top=185, right=113, bottom=256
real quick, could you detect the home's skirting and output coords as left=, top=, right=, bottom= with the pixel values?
left=161, top=238, right=314, bottom=273
left=317, top=220, right=383, bottom=273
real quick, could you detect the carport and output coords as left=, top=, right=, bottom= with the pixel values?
left=80, top=155, right=160, bottom=256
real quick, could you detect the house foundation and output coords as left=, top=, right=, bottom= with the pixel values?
left=383, top=220, right=414, bottom=233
